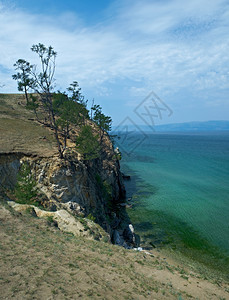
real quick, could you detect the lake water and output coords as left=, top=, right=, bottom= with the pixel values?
left=118, top=131, right=229, bottom=267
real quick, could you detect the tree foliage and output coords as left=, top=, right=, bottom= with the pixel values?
left=53, top=90, right=88, bottom=148
left=12, top=43, right=112, bottom=160
left=14, top=162, right=38, bottom=205
left=75, top=125, right=100, bottom=160
left=12, top=59, right=34, bottom=104
left=91, top=104, right=112, bottom=143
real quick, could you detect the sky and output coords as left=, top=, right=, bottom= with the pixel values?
left=0, top=0, right=229, bottom=127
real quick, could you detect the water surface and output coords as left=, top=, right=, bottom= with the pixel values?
left=119, top=132, right=229, bottom=266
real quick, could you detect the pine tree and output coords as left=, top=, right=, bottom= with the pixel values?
left=14, top=162, right=38, bottom=205
left=75, top=125, right=100, bottom=160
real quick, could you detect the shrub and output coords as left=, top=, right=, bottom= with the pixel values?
left=76, top=125, right=100, bottom=160
left=87, top=213, right=96, bottom=222
left=14, top=161, right=39, bottom=206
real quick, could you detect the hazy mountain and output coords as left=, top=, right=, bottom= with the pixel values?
left=114, top=120, right=229, bottom=132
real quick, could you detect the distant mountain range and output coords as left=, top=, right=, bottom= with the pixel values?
left=113, top=120, right=229, bottom=132
left=154, top=120, right=229, bottom=132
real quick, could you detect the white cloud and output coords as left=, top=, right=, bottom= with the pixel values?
left=0, top=0, right=228, bottom=122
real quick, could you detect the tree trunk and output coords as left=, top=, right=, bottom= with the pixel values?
left=50, top=106, right=63, bottom=159
left=54, top=126, right=63, bottom=159
left=24, top=86, right=29, bottom=105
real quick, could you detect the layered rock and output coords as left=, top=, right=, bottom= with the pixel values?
left=0, top=154, right=21, bottom=191
left=0, top=93, right=137, bottom=247
left=0, top=142, right=132, bottom=244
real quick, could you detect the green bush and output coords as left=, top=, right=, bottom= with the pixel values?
left=76, top=125, right=100, bottom=160
left=14, top=161, right=39, bottom=206
left=87, top=213, right=96, bottom=222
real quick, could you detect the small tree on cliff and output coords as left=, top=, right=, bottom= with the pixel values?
left=66, top=81, right=89, bottom=126
left=12, top=44, right=64, bottom=158
left=12, top=43, right=111, bottom=160
left=75, top=125, right=100, bottom=160
left=14, top=162, right=38, bottom=205
left=12, top=59, right=34, bottom=104
left=91, top=104, right=112, bottom=144
left=52, top=83, right=89, bottom=149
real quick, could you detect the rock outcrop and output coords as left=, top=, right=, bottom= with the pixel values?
left=0, top=139, right=135, bottom=246
left=7, top=200, right=109, bottom=241
left=0, top=154, right=21, bottom=191
left=0, top=93, right=138, bottom=247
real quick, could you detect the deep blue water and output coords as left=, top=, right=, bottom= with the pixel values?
left=118, top=132, right=229, bottom=255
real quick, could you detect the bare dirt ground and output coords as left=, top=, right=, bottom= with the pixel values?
left=1, top=201, right=228, bottom=300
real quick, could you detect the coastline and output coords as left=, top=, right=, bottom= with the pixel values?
left=144, top=246, right=229, bottom=298
left=121, top=164, right=229, bottom=282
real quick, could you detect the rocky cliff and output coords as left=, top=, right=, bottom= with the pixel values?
left=0, top=142, right=129, bottom=238
left=0, top=94, right=134, bottom=246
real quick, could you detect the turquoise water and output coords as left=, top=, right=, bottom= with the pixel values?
left=119, top=132, right=229, bottom=257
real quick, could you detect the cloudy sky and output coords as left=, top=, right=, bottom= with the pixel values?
left=0, top=0, right=228, bottom=126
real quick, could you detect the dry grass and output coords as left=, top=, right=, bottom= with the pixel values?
left=0, top=200, right=229, bottom=300
left=0, top=94, right=58, bottom=157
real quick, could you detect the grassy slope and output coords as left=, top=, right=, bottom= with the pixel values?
left=0, top=94, right=57, bottom=157
left=1, top=200, right=229, bottom=300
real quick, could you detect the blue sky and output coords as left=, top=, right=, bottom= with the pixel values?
left=0, top=0, right=228, bottom=126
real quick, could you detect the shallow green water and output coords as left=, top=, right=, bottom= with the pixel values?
left=119, top=132, right=229, bottom=270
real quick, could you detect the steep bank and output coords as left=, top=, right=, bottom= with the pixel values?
left=0, top=93, right=130, bottom=245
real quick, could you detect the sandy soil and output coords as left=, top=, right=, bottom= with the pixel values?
left=0, top=201, right=228, bottom=300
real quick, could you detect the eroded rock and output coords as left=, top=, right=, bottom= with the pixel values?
left=7, top=201, right=110, bottom=242
left=123, top=224, right=136, bottom=246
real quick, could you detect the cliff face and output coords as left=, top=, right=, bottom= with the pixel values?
left=0, top=154, right=22, bottom=191
left=31, top=147, right=125, bottom=232
left=0, top=146, right=125, bottom=233
left=0, top=94, right=132, bottom=245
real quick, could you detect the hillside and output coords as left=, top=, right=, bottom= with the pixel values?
left=1, top=200, right=229, bottom=300
left=0, top=93, right=126, bottom=237
left=0, top=93, right=229, bottom=299
left=0, top=94, right=58, bottom=157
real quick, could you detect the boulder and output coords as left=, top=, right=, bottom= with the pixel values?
left=123, top=224, right=136, bottom=245
left=7, top=201, right=109, bottom=242
left=112, top=230, right=124, bottom=246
